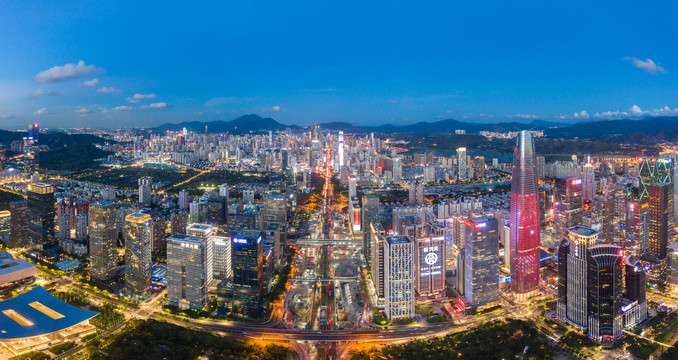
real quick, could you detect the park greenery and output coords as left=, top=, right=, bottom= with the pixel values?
left=38, top=144, right=112, bottom=171
left=48, top=341, right=77, bottom=355
left=350, top=319, right=554, bottom=360
left=72, top=166, right=199, bottom=189
left=50, top=289, right=90, bottom=307
left=90, top=304, right=125, bottom=330
left=89, top=319, right=289, bottom=360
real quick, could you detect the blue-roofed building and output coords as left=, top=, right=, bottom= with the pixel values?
left=0, top=286, right=98, bottom=355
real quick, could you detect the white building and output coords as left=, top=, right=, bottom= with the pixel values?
left=384, top=235, right=415, bottom=320
left=213, top=235, right=232, bottom=280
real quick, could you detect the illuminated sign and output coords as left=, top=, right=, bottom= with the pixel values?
left=622, top=301, right=638, bottom=312
left=571, top=179, right=582, bottom=185
left=233, top=238, right=247, bottom=244
left=425, top=252, right=438, bottom=266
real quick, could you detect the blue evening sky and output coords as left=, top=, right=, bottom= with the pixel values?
left=0, top=1, right=676, bottom=129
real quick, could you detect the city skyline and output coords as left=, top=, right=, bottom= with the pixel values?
left=1, top=1, right=677, bottom=128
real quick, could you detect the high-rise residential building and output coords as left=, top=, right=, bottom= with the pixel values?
left=189, top=200, right=207, bottom=223
left=415, top=235, right=445, bottom=298
left=75, top=213, right=87, bottom=242
left=348, top=176, right=356, bottom=198
left=167, top=233, right=212, bottom=310
left=473, top=156, right=485, bottom=179
left=667, top=242, right=678, bottom=291
left=637, top=158, right=673, bottom=201
left=649, top=182, right=673, bottom=259
left=89, top=201, right=118, bottom=281
left=457, top=147, right=467, bottom=181
left=384, top=235, right=415, bottom=320
left=219, top=183, right=230, bottom=204
left=178, top=189, right=190, bottom=210
left=27, top=183, right=55, bottom=246
left=509, top=130, right=541, bottom=296
left=170, top=211, right=188, bottom=235
left=464, top=218, right=499, bottom=308
left=554, top=177, right=583, bottom=241
left=243, top=190, right=255, bottom=204
left=361, top=194, right=380, bottom=264
left=557, top=226, right=600, bottom=328
left=9, top=200, right=28, bottom=248
left=138, top=177, right=152, bottom=204
left=626, top=201, right=649, bottom=257
left=124, top=213, right=152, bottom=299
left=423, top=166, right=435, bottom=183
left=591, top=197, right=614, bottom=244
left=393, top=158, right=403, bottom=181
left=151, top=218, right=166, bottom=254
left=57, top=213, right=70, bottom=241
left=582, top=163, right=595, bottom=202
left=536, top=156, right=545, bottom=179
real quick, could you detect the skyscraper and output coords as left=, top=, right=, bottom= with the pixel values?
left=457, top=147, right=467, bottom=181
left=138, top=177, right=152, bottom=204
left=338, top=130, right=344, bottom=169
left=167, top=233, right=212, bottom=310
left=582, top=163, right=595, bottom=202
left=206, top=196, right=227, bottom=226
left=361, top=194, right=380, bottom=264
left=228, top=229, right=264, bottom=317
left=557, top=226, right=600, bottom=328
left=178, top=189, right=190, bottom=210
left=124, top=213, right=152, bottom=299
left=649, top=182, right=673, bottom=259
left=509, top=130, right=541, bottom=296
left=464, top=218, right=499, bottom=308
left=384, top=235, right=415, bottom=320
left=27, top=183, right=55, bottom=246
left=554, top=177, right=583, bottom=241
left=586, top=245, right=624, bottom=342
left=415, top=235, right=445, bottom=298
left=626, top=201, right=649, bottom=257
left=9, top=200, right=28, bottom=248
left=89, top=201, right=118, bottom=281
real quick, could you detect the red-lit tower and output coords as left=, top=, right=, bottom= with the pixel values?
left=509, top=130, right=540, bottom=297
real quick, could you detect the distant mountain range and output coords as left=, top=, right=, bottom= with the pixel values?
left=155, top=114, right=678, bottom=141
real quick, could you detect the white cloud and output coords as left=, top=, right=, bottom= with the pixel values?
left=34, top=108, right=49, bottom=115
left=624, top=57, right=667, bottom=74
left=127, top=93, right=158, bottom=103
left=34, top=60, right=104, bottom=82
left=591, top=105, right=678, bottom=119
left=573, top=110, right=589, bottom=119
left=75, top=107, right=92, bottom=115
left=272, top=105, right=281, bottom=111
left=81, top=78, right=101, bottom=87
left=140, top=102, right=169, bottom=110
left=98, top=86, right=121, bottom=94
left=508, top=114, right=538, bottom=119
left=112, top=105, right=134, bottom=112
left=30, top=89, right=63, bottom=98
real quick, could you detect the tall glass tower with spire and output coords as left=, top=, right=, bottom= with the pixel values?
left=509, top=131, right=541, bottom=296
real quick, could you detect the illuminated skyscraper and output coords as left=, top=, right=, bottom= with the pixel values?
left=509, top=130, right=541, bottom=296
left=338, top=131, right=344, bottom=169
left=124, top=213, right=152, bottom=299
left=27, top=183, right=55, bottom=246
left=457, top=147, right=467, bottom=180
left=648, top=182, right=673, bottom=260
left=582, top=163, right=595, bottom=202
left=167, top=233, right=211, bottom=310
left=464, top=218, right=499, bottom=308
left=554, top=177, right=583, bottom=241
left=89, top=201, right=117, bottom=281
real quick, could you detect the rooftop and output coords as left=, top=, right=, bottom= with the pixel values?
left=386, top=235, right=412, bottom=245
left=167, top=233, right=205, bottom=244
left=91, top=200, right=115, bottom=207
left=567, top=225, right=599, bottom=237
left=0, top=286, right=97, bottom=340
